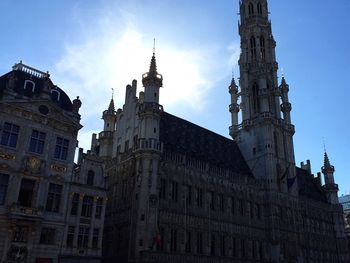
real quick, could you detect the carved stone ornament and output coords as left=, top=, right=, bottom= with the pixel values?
left=0, top=152, right=16, bottom=161
left=28, top=156, right=41, bottom=171
left=6, top=245, right=28, bottom=262
left=50, top=164, right=67, bottom=173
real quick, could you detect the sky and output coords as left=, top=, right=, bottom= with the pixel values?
left=0, top=0, right=349, bottom=195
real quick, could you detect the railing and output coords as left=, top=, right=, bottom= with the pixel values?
left=8, top=203, right=43, bottom=220
left=99, top=131, right=113, bottom=139
left=134, top=138, right=163, bottom=153
left=12, top=61, right=50, bottom=78
left=139, top=102, right=164, bottom=114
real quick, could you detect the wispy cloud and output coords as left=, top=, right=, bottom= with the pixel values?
left=53, top=5, right=239, bottom=150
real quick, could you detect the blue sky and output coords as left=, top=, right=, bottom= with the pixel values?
left=1, top=0, right=349, bottom=195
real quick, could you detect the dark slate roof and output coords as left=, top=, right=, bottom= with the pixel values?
left=160, top=112, right=252, bottom=176
left=296, top=167, right=327, bottom=203
left=0, top=70, right=73, bottom=111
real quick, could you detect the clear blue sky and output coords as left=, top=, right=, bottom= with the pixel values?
left=1, top=0, right=349, bottom=195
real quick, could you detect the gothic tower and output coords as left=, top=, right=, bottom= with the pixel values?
left=230, top=0, right=296, bottom=194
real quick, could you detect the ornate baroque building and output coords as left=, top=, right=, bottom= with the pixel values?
left=0, top=62, right=107, bottom=263
left=95, top=0, right=349, bottom=262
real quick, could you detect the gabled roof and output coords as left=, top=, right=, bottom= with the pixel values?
left=296, top=167, right=327, bottom=203
left=160, top=112, right=252, bottom=176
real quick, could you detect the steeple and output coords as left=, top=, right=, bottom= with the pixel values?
left=102, top=91, right=117, bottom=132
left=322, top=151, right=339, bottom=204
left=142, top=42, right=163, bottom=91
left=231, top=0, right=296, bottom=194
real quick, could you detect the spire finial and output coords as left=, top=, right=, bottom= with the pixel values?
left=282, top=67, right=285, bottom=78
left=153, top=38, right=156, bottom=56
left=323, top=137, right=327, bottom=153
left=111, top=88, right=114, bottom=100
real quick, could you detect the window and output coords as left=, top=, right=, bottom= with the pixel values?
left=70, top=193, right=80, bottom=215
left=95, top=197, right=103, bottom=219
left=170, top=229, right=177, bottom=252
left=18, top=179, right=35, bottom=207
left=170, top=181, right=178, bottom=202
left=157, top=227, right=164, bottom=251
left=54, top=137, right=69, bottom=160
left=0, top=174, right=9, bottom=205
left=232, top=237, right=237, bottom=257
left=210, top=234, right=216, bottom=256
left=241, top=239, right=246, bottom=258
left=231, top=197, right=235, bottom=215
left=185, top=231, right=191, bottom=253
left=248, top=3, right=254, bottom=15
left=196, top=188, right=203, bottom=208
left=252, top=83, right=260, bottom=114
left=186, top=185, right=192, bottom=206
left=209, top=191, right=215, bottom=210
left=239, top=199, right=244, bottom=216
left=219, top=194, right=224, bottom=212
left=159, top=179, right=166, bottom=199
left=81, top=195, right=93, bottom=217
left=1, top=122, right=19, bottom=148
left=29, top=130, right=46, bottom=154
left=257, top=2, right=263, bottom=14
left=51, top=90, right=60, bottom=101
left=40, top=228, right=55, bottom=244
left=250, top=37, right=257, bottom=61
left=260, top=36, right=265, bottom=59
left=12, top=226, right=29, bottom=242
left=220, top=235, right=225, bottom=256
left=66, top=226, right=75, bottom=247
left=46, top=183, right=63, bottom=212
left=196, top=232, right=203, bottom=254
left=24, top=80, right=35, bottom=93
left=87, top=170, right=94, bottom=186
left=77, top=227, right=89, bottom=248
left=92, top=228, right=99, bottom=248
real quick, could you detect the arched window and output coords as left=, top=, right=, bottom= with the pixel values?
left=260, top=36, right=266, bottom=60
left=248, top=3, right=254, bottom=16
left=87, top=170, right=94, bottom=186
left=51, top=90, right=61, bottom=102
left=252, top=83, right=260, bottom=114
left=24, top=80, right=35, bottom=96
left=250, top=37, right=257, bottom=61
left=257, top=2, right=263, bottom=15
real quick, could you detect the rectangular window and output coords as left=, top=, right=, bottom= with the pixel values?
left=241, top=239, right=246, bottom=258
left=66, top=226, right=75, bottom=247
left=70, top=193, right=80, bottom=215
left=54, top=137, right=69, bottom=160
left=29, top=130, right=46, bottom=154
left=170, top=181, right=178, bottom=202
left=170, top=228, right=177, bottom=252
left=157, top=227, right=165, bottom=251
left=232, top=237, right=237, bottom=257
left=0, top=173, right=9, bottom=205
left=210, top=234, right=216, bottom=256
left=0, top=122, right=19, bottom=148
left=95, top=197, right=103, bottom=219
left=239, top=199, right=244, bottom=216
left=220, top=235, right=225, bottom=256
left=196, top=232, right=203, bottom=254
left=92, top=228, right=99, bottom=248
left=219, top=194, right=224, bottom=212
left=81, top=195, right=93, bottom=217
left=209, top=191, right=215, bottom=210
left=45, top=183, right=63, bottom=212
left=40, top=228, right=55, bottom=244
left=18, top=179, right=35, bottom=207
left=77, top=226, right=89, bottom=248
left=196, top=188, right=203, bottom=208
left=159, top=179, right=166, bottom=200
left=12, top=226, right=28, bottom=242
left=185, top=231, right=191, bottom=253
left=186, top=185, right=192, bottom=206
left=231, top=197, right=235, bottom=215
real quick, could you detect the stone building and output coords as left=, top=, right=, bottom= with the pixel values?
left=95, top=0, right=350, bottom=262
left=340, top=195, right=350, bottom=253
left=0, top=62, right=107, bottom=263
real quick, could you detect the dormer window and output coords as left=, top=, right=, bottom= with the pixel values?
left=51, top=90, right=60, bottom=102
left=24, top=80, right=35, bottom=94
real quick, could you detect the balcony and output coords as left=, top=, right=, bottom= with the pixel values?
left=7, top=203, right=43, bottom=221
left=99, top=131, right=113, bottom=140
left=139, top=102, right=163, bottom=115
left=134, top=138, right=163, bottom=153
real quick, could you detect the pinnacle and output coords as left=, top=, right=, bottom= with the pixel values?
left=324, top=151, right=331, bottom=168
left=149, top=54, right=157, bottom=76
left=108, top=98, right=115, bottom=112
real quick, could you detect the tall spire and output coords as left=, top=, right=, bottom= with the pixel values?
left=323, top=151, right=334, bottom=172
left=142, top=41, right=163, bottom=88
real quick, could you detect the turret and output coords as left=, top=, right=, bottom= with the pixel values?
left=102, top=96, right=117, bottom=132
left=229, top=77, right=240, bottom=139
left=322, top=152, right=339, bottom=204
left=280, top=77, right=292, bottom=124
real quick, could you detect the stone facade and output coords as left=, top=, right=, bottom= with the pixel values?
left=96, top=1, right=350, bottom=263
left=0, top=62, right=107, bottom=263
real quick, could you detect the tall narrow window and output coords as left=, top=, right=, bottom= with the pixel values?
left=51, top=90, right=60, bottom=101
left=81, top=195, right=93, bottom=217
left=54, top=137, right=69, bottom=160
left=250, top=37, right=257, bottom=60
left=209, top=191, right=215, bottom=210
left=87, top=170, right=95, bottom=186
left=185, top=231, right=192, bottom=253
left=70, top=193, right=79, bottom=215
left=196, top=232, right=203, bottom=254
left=248, top=3, right=254, bottom=15
left=220, top=235, right=226, bottom=256
left=66, top=226, right=75, bottom=247
left=241, top=239, right=246, bottom=258
left=170, top=228, right=177, bottom=252
left=186, top=185, right=192, bottom=206
left=260, top=36, right=266, bottom=60
left=18, top=179, right=35, bottom=207
left=159, top=179, right=166, bottom=199
left=196, top=188, right=203, bottom=208
left=232, top=237, right=237, bottom=257
left=1, top=122, right=19, bottom=148
left=46, top=183, right=63, bottom=212
left=231, top=197, right=235, bottom=215
left=0, top=173, right=9, bottom=205
left=95, top=197, right=103, bottom=219
left=29, top=130, right=46, bottom=154
left=257, top=2, right=263, bottom=14
left=77, top=227, right=89, bottom=248
left=252, top=83, right=260, bottom=114
left=219, top=194, right=224, bottom=212
left=92, top=228, right=99, bottom=248
left=210, top=234, right=216, bottom=256
left=171, top=181, right=178, bottom=202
